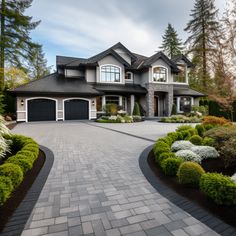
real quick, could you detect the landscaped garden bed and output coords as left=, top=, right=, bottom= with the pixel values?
left=148, top=115, right=236, bottom=227
left=0, top=116, right=47, bottom=232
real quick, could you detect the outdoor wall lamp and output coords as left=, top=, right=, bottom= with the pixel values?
left=21, top=99, right=24, bottom=106
left=92, top=100, right=95, bottom=106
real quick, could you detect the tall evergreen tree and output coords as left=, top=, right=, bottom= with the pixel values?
left=28, top=46, right=51, bottom=80
left=0, top=0, right=40, bottom=91
left=160, top=23, right=184, bottom=58
left=185, top=0, right=219, bottom=91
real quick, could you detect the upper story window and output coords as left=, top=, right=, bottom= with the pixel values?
left=153, top=66, right=167, bottom=83
left=101, top=65, right=120, bottom=83
left=125, top=72, right=133, bottom=81
left=174, top=64, right=187, bottom=83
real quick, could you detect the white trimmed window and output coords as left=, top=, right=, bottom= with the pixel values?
left=125, top=72, right=133, bottom=81
left=177, top=97, right=192, bottom=113
left=153, top=66, right=167, bottom=82
left=101, top=65, right=120, bottom=82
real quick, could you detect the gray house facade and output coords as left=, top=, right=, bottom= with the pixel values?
left=10, top=42, right=203, bottom=122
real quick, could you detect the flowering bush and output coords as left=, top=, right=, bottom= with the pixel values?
left=175, top=150, right=202, bottom=163
left=191, top=146, right=219, bottom=160
left=171, top=140, right=194, bottom=152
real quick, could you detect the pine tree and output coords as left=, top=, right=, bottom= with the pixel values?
left=0, top=0, right=40, bottom=91
left=160, top=23, right=184, bottom=58
left=185, top=0, right=219, bottom=91
left=29, top=46, right=51, bottom=80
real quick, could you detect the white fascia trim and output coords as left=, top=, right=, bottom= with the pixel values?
left=99, top=64, right=124, bottom=84
left=151, top=65, right=169, bottom=83
left=62, top=97, right=91, bottom=120
left=25, top=97, right=58, bottom=122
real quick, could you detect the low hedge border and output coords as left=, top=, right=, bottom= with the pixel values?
left=139, top=145, right=236, bottom=236
left=0, top=145, right=54, bottom=236
left=152, top=124, right=236, bottom=206
left=0, top=134, right=39, bottom=206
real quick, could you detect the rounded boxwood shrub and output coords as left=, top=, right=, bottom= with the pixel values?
left=167, top=132, right=179, bottom=143
left=200, top=173, right=236, bottom=205
left=177, top=161, right=205, bottom=187
left=0, top=176, right=13, bottom=205
left=17, top=150, right=37, bottom=161
left=158, top=152, right=176, bottom=163
left=189, top=135, right=202, bottom=145
left=0, top=163, right=23, bottom=188
left=202, top=137, right=214, bottom=146
left=176, top=125, right=193, bottom=132
left=6, top=156, right=33, bottom=174
left=161, top=157, right=183, bottom=176
left=153, top=141, right=171, bottom=158
left=195, top=124, right=205, bottom=137
left=157, top=137, right=172, bottom=146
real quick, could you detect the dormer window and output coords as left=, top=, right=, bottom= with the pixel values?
left=101, top=65, right=121, bottom=83
left=174, top=64, right=187, bottom=83
left=125, top=72, right=133, bottom=81
left=153, top=66, right=167, bottom=83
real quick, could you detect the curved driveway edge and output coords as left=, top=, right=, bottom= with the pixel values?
left=1, top=145, right=54, bottom=236
left=139, top=144, right=236, bottom=236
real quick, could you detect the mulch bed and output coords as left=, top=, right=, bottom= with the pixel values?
left=6, top=123, right=17, bottom=130
left=0, top=149, right=45, bottom=232
left=148, top=150, right=236, bottom=228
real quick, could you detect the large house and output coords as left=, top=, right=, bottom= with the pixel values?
left=10, top=42, right=203, bottom=122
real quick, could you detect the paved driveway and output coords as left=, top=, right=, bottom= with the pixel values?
left=12, top=121, right=218, bottom=236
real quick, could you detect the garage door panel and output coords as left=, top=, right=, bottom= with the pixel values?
left=28, top=99, right=56, bottom=122
left=65, top=99, right=89, bottom=120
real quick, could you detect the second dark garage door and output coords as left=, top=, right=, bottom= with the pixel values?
left=64, top=99, right=89, bottom=120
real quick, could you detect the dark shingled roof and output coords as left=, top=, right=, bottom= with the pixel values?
left=9, top=73, right=102, bottom=96
left=94, top=83, right=147, bottom=95
left=174, top=88, right=205, bottom=97
left=172, top=54, right=194, bottom=68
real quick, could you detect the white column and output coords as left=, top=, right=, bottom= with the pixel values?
left=102, top=96, right=106, bottom=107
left=119, top=96, right=122, bottom=106
left=130, top=94, right=135, bottom=114
left=177, top=97, right=181, bottom=113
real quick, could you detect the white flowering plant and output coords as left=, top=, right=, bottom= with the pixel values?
left=175, top=150, right=202, bottom=163
left=191, top=146, right=219, bottom=160
left=0, top=115, right=11, bottom=159
left=171, top=141, right=195, bottom=152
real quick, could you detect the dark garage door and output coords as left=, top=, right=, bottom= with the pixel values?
left=28, top=99, right=56, bottom=122
left=64, top=99, right=89, bottom=120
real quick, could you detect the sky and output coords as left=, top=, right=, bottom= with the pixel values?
left=26, top=0, right=227, bottom=69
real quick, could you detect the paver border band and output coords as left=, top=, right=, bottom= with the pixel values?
left=1, top=145, right=54, bottom=236
left=139, top=144, right=236, bottom=236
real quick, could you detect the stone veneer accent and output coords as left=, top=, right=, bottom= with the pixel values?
left=145, top=83, right=173, bottom=117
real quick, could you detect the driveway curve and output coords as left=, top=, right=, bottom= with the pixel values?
left=11, top=121, right=219, bottom=236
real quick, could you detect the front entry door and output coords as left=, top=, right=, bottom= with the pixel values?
left=154, top=96, right=159, bottom=116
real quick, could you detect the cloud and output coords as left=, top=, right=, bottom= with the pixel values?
left=27, top=0, right=227, bottom=67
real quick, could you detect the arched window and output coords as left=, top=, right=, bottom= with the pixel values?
left=153, top=66, right=167, bottom=82
left=101, top=65, right=121, bottom=82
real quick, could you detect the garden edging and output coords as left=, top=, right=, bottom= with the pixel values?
left=139, top=144, right=236, bottom=236
left=0, top=145, right=54, bottom=236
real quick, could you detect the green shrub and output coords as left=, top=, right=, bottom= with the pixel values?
left=132, top=102, right=141, bottom=116
left=132, top=115, right=142, bottom=122
left=153, top=141, right=171, bottom=159
left=177, top=162, right=205, bottom=187
left=176, top=125, right=193, bottom=132
left=6, top=156, right=33, bottom=174
left=202, top=137, right=214, bottom=146
left=180, top=130, right=192, bottom=140
left=161, top=157, right=183, bottom=176
left=158, top=152, right=176, bottom=163
left=0, top=176, right=13, bottom=205
left=0, top=163, right=23, bottom=187
left=204, top=124, right=214, bottom=131
left=167, top=132, right=179, bottom=143
left=189, top=135, right=202, bottom=145
left=17, top=150, right=37, bottom=161
left=195, top=124, right=205, bottom=137
left=171, top=103, right=177, bottom=115
left=157, top=137, right=172, bottom=146
left=200, top=173, right=236, bottom=205
left=104, top=103, right=118, bottom=115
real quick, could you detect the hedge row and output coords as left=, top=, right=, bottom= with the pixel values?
left=153, top=122, right=236, bottom=205
left=0, top=134, right=39, bottom=205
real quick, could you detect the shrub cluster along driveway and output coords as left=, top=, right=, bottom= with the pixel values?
left=13, top=121, right=219, bottom=236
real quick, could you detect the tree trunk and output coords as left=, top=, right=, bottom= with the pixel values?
left=0, top=0, right=5, bottom=91
left=202, top=24, right=207, bottom=89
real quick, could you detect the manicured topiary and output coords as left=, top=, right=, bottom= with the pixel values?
left=153, top=141, right=171, bottom=158
left=0, top=176, right=13, bottom=205
left=195, top=124, right=205, bottom=137
left=171, top=141, right=194, bottom=152
left=175, top=150, right=202, bottom=163
left=202, top=137, right=214, bottom=146
left=0, top=163, right=23, bottom=187
left=176, top=125, right=193, bottom=132
left=200, top=173, right=236, bottom=205
left=177, top=161, right=205, bottom=187
left=167, top=132, right=179, bottom=143
left=158, top=137, right=172, bottom=146
left=17, top=150, right=36, bottom=161
left=189, top=135, right=202, bottom=145
left=161, top=157, right=183, bottom=176
left=6, top=156, right=33, bottom=174
left=158, top=152, right=176, bottom=164
left=132, top=102, right=141, bottom=116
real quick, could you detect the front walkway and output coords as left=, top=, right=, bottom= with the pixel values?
left=12, top=121, right=219, bottom=236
